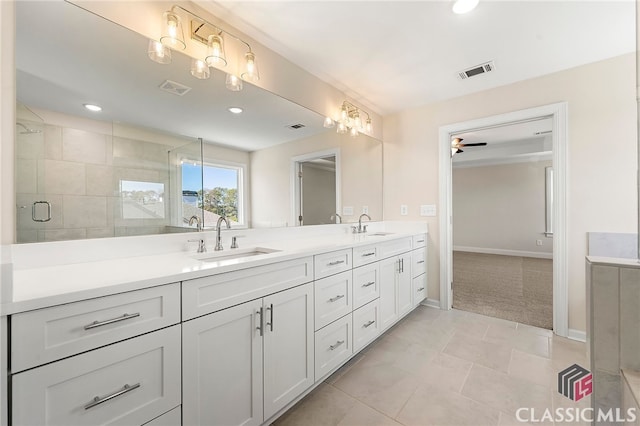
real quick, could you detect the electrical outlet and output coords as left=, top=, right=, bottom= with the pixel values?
left=400, top=205, right=408, bottom=216
left=420, top=204, right=436, bottom=217
left=343, top=206, right=354, bottom=216
left=536, top=239, right=543, bottom=246
left=362, top=206, right=369, bottom=214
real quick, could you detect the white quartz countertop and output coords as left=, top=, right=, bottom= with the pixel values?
left=3, top=231, right=423, bottom=315
left=586, top=255, right=640, bottom=268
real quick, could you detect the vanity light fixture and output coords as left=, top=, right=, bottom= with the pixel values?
left=336, top=101, right=372, bottom=137
left=452, top=0, right=479, bottom=14
left=83, top=103, right=102, bottom=112
left=323, top=116, right=335, bottom=128
left=228, top=107, right=243, bottom=114
left=148, top=5, right=261, bottom=91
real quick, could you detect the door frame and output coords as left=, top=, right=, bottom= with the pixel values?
left=290, top=148, right=341, bottom=226
left=438, top=102, right=568, bottom=337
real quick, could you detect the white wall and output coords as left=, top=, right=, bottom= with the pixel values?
left=453, top=160, right=552, bottom=257
left=383, top=53, right=637, bottom=333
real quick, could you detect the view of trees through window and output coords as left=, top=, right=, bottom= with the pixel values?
left=182, top=162, right=240, bottom=223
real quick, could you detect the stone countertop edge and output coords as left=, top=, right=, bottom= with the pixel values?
left=586, top=256, right=640, bottom=268
left=2, top=231, right=425, bottom=316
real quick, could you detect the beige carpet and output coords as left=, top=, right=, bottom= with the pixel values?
left=452, top=251, right=553, bottom=329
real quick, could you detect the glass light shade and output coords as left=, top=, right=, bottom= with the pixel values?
left=336, top=122, right=348, bottom=134
left=148, top=39, right=171, bottom=64
left=160, top=10, right=186, bottom=50
left=353, top=111, right=362, bottom=129
left=365, top=118, right=372, bottom=133
left=241, top=51, right=260, bottom=82
left=340, top=105, right=348, bottom=122
left=323, top=117, right=335, bottom=128
left=190, top=58, right=210, bottom=79
left=452, top=0, right=479, bottom=14
left=350, top=127, right=359, bottom=137
left=205, top=35, right=227, bottom=67
left=225, top=74, right=243, bottom=91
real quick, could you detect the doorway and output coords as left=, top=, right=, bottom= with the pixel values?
left=291, top=149, right=341, bottom=226
left=438, top=103, right=568, bottom=337
left=451, top=119, right=554, bottom=329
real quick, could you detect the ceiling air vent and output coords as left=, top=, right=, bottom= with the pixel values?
left=457, top=61, right=495, bottom=80
left=159, top=80, right=192, bottom=96
left=287, top=124, right=306, bottom=130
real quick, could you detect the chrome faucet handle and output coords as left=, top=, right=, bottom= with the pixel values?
left=188, top=238, right=206, bottom=253
left=351, top=226, right=359, bottom=234
left=230, top=235, right=245, bottom=249
left=363, top=225, right=368, bottom=233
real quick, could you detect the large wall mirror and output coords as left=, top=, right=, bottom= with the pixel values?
left=14, top=1, right=383, bottom=243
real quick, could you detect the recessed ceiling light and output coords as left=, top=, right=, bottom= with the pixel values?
left=452, top=0, right=479, bottom=14
left=228, top=107, right=243, bottom=114
left=83, top=103, right=102, bottom=112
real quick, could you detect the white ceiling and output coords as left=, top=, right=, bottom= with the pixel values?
left=195, top=0, right=636, bottom=115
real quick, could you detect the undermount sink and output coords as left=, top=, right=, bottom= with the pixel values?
left=193, top=247, right=281, bottom=263
left=366, top=232, right=394, bottom=237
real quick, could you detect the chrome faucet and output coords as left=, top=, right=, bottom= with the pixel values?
left=352, top=213, right=371, bottom=234
left=215, top=216, right=231, bottom=251
left=188, top=215, right=202, bottom=231
left=330, top=213, right=342, bottom=224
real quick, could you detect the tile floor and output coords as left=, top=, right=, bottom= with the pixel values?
left=273, top=306, right=590, bottom=426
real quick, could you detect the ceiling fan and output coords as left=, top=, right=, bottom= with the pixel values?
left=451, top=137, right=487, bottom=155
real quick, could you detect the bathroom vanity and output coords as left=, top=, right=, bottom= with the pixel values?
left=1, top=223, right=428, bottom=425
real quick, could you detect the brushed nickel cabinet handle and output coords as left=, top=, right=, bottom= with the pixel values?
left=363, top=320, right=376, bottom=328
left=362, top=281, right=375, bottom=287
left=417, top=260, right=425, bottom=264
left=328, top=260, right=345, bottom=266
left=328, top=294, right=345, bottom=303
left=257, top=307, right=264, bottom=336
left=417, top=287, right=425, bottom=291
left=417, top=239, right=425, bottom=243
left=266, top=304, right=274, bottom=331
left=362, top=252, right=375, bottom=257
left=329, top=340, right=345, bottom=350
left=84, top=313, right=140, bottom=330
left=84, top=383, right=141, bottom=410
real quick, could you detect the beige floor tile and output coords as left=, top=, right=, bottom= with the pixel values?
left=498, top=411, right=534, bottom=425
left=336, top=401, right=401, bottom=426
left=549, top=336, right=588, bottom=366
left=461, top=364, right=553, bottom=420
left=403, top=305, right=442, bottom=323
left=475, top=341, right=514, bottom=373
left=414, top=351, right=473, bottom=393
left=333, top=361, right=420, bottom=418
left=396, top=383, right=500, bottom=426
left=508, top=349, right=556, bottom=389
left=389, top=318, right=454, bottom=351
left=325, top=352, right=367, bottom=385
left=442, top=331, right=484, bottom=363
left=552, top=391, right=592, bottom=426
left=273, top=384, right=356, bottom=426
left=517, top=323, right=554, bottom=338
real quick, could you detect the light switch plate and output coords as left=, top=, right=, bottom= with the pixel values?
left=343, top=206, right=354, bottom=216
left=362, top=206, right=369, bottom=214
left=400, top=205, right=408, bottom=216
left=420, top=204, right=437, bottom=217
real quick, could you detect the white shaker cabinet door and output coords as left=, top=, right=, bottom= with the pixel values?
left=398, top=252, right=413, bottom=318
left=263, top=283, right=315, bottom=420
left=379, top=256, right=399, bottom=331
left=182, top=299, right=264, bottom=426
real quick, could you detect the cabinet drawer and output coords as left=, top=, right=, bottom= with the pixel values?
left=353, top=262, right=379, bottom=309
left=11, top=283, right=180, bottom=373
left=143, top=406, right=181, bottom=426
left=314, top=271, right=353, bottom=330
left=314, top=249, right=352, bottom=279
left=378, top=237, right=412, bottom=260
left=352, top=299, right=380, bottom=353
left=315, top=315, right=353, bottom=380
left=352, top=244, right=378, bottom=268
left=183, top=257, right=313, bottom=320
left=413, top=234, right=427, bottom=249
left=12, top=325, right=181, bottom=426
left=412, top=248, right=426, bottom=278
left=413, top=274, right=427, bottom=307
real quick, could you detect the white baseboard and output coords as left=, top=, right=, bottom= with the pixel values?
left=567, top=329, right=587, bottom=342
left=421, top=298, right=441, bottom=309
left=454, top=246, right=553, bottom=260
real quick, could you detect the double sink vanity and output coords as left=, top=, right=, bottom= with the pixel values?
left=2, top=223, right=428, bottom=426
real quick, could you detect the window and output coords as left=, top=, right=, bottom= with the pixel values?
left=181, top=161, right=245, bottom=227
left=120, top=180, right=165, bottom=219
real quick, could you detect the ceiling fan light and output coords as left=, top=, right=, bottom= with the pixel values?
left=452, top=0, right=479, bottom=14
left=160, top=10, right=186, bottom=50
left=205, top=34, right=227, bottom=67
left=148, top=39, right=171, bottom=64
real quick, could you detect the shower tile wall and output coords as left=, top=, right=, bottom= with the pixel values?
left=16, top=122, right=172, bottom=243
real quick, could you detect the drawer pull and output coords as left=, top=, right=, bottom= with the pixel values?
left=328, top=294, right=345, bottom=303
left=84, top=312, right=140, bottom=330
left=328, top=260, right=345, bottom=266
left=417, top=287, right=425, bottom=291
left=363, top=320, right=376, bottom=328
left=362, top=281, right=375, bottom=288
left=417, top=239, right=425, bottom=243
left=266, top=304, right=274, bottom=332
left=84, top=383, right=141, bottom=410
left=329, top=340, right=345, bottom=351
left=362, top=252, right=376, bottom=257
left=417, top=260, right=425, bottom=264
left=257, top=308, right=264, bottom=337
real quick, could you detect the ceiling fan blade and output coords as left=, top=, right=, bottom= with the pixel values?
left=459, top=142, right=487, bottom=147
